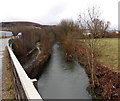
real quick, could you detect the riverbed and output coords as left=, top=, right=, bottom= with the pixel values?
left=37, top=43, right=91, bottom=99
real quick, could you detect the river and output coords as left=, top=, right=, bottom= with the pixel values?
left=37, top=43, right=91, bottom=99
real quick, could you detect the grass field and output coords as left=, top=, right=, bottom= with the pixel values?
left=97, top=38, right=119, bottom=71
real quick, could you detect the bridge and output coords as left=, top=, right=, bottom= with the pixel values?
left=1, top=38, right=43, bottom=100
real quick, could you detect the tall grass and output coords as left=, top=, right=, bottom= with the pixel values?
left=97, top=38, right=118, bottom=71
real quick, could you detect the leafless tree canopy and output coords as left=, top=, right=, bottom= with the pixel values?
left=78, top=6, right=110, bottom=38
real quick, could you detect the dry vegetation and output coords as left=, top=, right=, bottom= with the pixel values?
left=97, top=38, right=119, bottom=71
left=4, top=6, right=119, bottom=100
left=53, top=6, right=119, bottom=100
left=2, top=48, right=16, bottom=99
left=9, top=26, right=55, bottom=78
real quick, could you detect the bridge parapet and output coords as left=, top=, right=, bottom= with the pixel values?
left=7, top=45, right=42, bottom=100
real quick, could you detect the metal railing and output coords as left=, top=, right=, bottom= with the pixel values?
left=7, top=45, right=42, bottom=100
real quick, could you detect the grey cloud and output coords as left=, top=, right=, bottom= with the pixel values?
left=48, top=2, right=66, bottom=17
left=38, top=2, right=67, bottom=25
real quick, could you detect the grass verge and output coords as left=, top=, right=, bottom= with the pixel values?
left=2, top=47, right=16, bottom=99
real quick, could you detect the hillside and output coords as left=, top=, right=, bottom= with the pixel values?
left=0, top=21, right=50, bottom=28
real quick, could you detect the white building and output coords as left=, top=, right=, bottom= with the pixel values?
left=115, top=31, right=119, bottom=34
left=17, top=32, right=22, bottom=38
left=13, top=32, right=22, bottom=39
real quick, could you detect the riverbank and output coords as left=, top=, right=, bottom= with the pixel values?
left=61, top=39, right=120, bottom=100
left=25, top=50, right=52, bottom=79
left=37, top=43, right=91, bottom=99
left=18, top=42, right=53, bottom=79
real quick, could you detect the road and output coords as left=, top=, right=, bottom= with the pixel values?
left=0, top=38, right=9, bottom=100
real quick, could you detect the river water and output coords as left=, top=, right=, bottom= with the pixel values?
left=37, top=43, right=91, bottom=99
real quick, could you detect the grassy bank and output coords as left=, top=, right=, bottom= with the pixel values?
left=78, top=38, right=120, bottom=99
left=97, top=38, right=118, bottom=71
left=2, top=47, right=16, bottom=99
left=61, top=37, right=120, bottom=99
left=77, top=38, right=118, bottom=71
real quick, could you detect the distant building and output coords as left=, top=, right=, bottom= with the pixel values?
left=109, top=30, right=119, bottom=34
left=83, top=29, right=91, bottom=35
left=17, top=32, right=22, bottom=38
left=115, top=31, right=119, bottom=34
left=12, top=32, right=22, bottom=39
left=0, top=31, right=13, bottom=38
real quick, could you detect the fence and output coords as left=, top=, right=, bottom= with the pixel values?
left=7, top=45, right=42, bottom=100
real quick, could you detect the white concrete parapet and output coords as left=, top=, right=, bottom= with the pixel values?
left=7, top=45, right=43, bottom=100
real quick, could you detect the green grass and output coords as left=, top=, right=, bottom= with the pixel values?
left=97, top=38, right=119, bottom=71
left=78, top=38, right=119, bottom=71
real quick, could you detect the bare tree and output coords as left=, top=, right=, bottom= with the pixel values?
left=56, top=19, right=80, bottom=40
left=55, top=19, right=80, bottom=61
left=78, top=6, right=110, bottom=87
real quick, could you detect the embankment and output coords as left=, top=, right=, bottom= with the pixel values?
left=61, top=40, right=120, bottom=100
left=19, top=43, right=52, bottom=79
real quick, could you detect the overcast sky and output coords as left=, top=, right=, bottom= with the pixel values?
left=0, top=0, right=119, bottom=29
